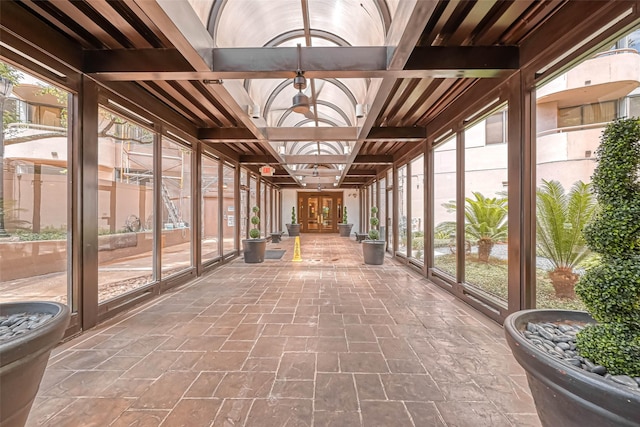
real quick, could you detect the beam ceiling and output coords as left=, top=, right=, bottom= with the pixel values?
left=84, top=46, right=519, bottom=80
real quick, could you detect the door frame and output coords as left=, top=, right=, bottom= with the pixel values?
left=298, top=191, right=343, bottom=233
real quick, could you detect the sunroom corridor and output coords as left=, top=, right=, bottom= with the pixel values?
left=28, top=235, right=538, bottom=427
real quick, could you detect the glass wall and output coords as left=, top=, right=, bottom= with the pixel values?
left=97, top=107, right=155, bottom=303
left=397, top=165, right=408, bottom=256
left=0, top=63, right=70, bottom=305
left=201, top=154, right=219, bottom=263
left=160, top=137, right=192, bottom=277
left=247, top=176, right=257, bottom=239
left=260, top=180, right=266, bottom=237
left=410, top=155, right=424, bottom=262
left=463, top=108, right=509, bottom=307
left=531, top=29, right=640, bottom=309
left=379, top=178, right=386, bottom=244
left=223, top=163, right=236, bottom=253
left=432, top=136, right=456, bottom=277
left=387, top=169, right=394, bottom=253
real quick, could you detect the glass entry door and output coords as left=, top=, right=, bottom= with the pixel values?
left=299, top=192, right=340, bottom=233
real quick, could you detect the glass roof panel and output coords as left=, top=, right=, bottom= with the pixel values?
left=215, top=1, right=304, bottom=47
left=186, top=0, right=213, bottom=27
left=308, top=0, right=386, bottom=46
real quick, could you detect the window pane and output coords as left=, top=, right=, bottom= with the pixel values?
left=249, top=176, right=257, bottom=239
left=464, top=113, right=509, bottom=307
left=260, top=181, right=266, bottom=237
left=201, top=155, right=219, bottom=262
left=379, top=178, right=386, bottom=243
left=161, top=137, right=192, bottom=277
left=223, top=164, right=236, bottom=253
left=558, top=106, right=582, bottom=127
left=0, top=65, right=70, bottom=306
left=628, top=96, right=640, bottom=117
left=410, top=155, right=424, bottom=262
left=433, top=136, right=456, bottom=277
left=97, top=107, right=155, bottom=303
left=397, top=165, right=408, bottom=256
left=531, top=30, right=638, bottom=309
left=485, top=112, right=505, bottom=144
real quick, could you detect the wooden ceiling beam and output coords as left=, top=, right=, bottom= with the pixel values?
left=83, top=46, right=519, bottom=80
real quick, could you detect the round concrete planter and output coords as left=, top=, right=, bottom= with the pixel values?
left=242, top=239, right=267, bottom=263
left=338, top=224, right=353, bottom=237
left=362, top=240, right=385, bottom=265
left=286, top=224, right=300, bottom=236
left=0, top=301, right=70, bottom=427
left=504, top=309, right=640, bottom=427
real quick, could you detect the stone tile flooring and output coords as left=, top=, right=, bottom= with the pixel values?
left=26, top=234, right=540, bottom=426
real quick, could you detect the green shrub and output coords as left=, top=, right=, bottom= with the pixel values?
left=575, top=118, right=640, bottom=376
left=343, top=206, right=348, bottom=224
left=368, top=206, right=379, bottom=240
left=290, top=206, right=297, bottom=224
left=249, top=206, right=261, bottom=239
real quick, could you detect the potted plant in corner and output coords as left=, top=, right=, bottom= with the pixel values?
left=1, top=301, right=70, bottom=427
left=504, top=118, right=640, bottom=427
left=242, top=206, right=266, bottom=263
left=338, top=206, right=353, bottom=237
left=286, top=206, right=300, bottom=236
left=363, top=206, right=385, bottom=265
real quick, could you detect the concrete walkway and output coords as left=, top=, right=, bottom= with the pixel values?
left=27, top=234, right=540, bottom=426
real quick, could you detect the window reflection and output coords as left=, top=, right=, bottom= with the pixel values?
left=0, top=63, right=70, bottom=305
left=463, top=109, right=509, bottom=307
left=201, top=155, right=220, bottom=262
left=397, top=165, right=407, bottom=256
left=223, top=164, right=236, bottom=253
left=97, top=107, right=155, bottom=303
left=160, top=137, right=192, bottom=278
left=433, top=136, right=456, bottom=277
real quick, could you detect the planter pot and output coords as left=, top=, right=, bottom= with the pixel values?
left=362, top=240, right=385, bottom=265
left=504, top=309, right=640, bottom=427
left=286, top=224, right=300, bottom=236
left=338, top=223, right=353, bottom=237
left=242, top=239, right=267, bottom=263
left=0, top=301, right=70, bottom=427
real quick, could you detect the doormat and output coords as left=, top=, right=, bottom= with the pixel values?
left=265, top=249, right=286, bottom=260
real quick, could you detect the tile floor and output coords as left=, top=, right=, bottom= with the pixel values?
left=26, top=234, right=540, bottom=426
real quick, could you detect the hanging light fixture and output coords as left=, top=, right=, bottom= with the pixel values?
left=292, top=44, right=310, bottom=113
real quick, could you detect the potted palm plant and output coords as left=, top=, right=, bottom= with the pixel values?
left=338, top=206, right=353, bottom=237
left=363, top=206, right=385, bottom=265
left=286, top=206, right=300, bottom=236
left=438, top=192, right=508, bottom=262
left=505, top=118, right=640, bottom=427
left=536, top=179, right=596, bottom=298
left=242, top=206, right=266, bottom=263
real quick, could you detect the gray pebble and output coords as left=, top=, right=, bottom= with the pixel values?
left=591, top=365, right=607, bottom=375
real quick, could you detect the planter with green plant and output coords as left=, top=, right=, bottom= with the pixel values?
left=243, top=206, right=266, bottom=263
left=338, top=206, right=353, bottom=237
left=505, top=118, right=640, bottom=427
left=286, top=206, right=300, bottom=236
left=536, top=179, right=596, bottom=298
left=436, top=192, right=508, bottom=263
left=363, top=206, right=385, bottom=265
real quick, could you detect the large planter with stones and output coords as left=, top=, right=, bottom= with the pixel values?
left=362, top=240, right=385, bottom=265
left=338, top=223, right=353, bottom=237
left=504, top=309, right=640, bottom=427
left=242, top=238, right=267, bottom=263
left=0, top=301, right=70, bottom=427
left=286, top=223, right=300, bottom=236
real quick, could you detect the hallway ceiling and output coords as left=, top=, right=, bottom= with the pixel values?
left=1, top=0, right=627, bottom=188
